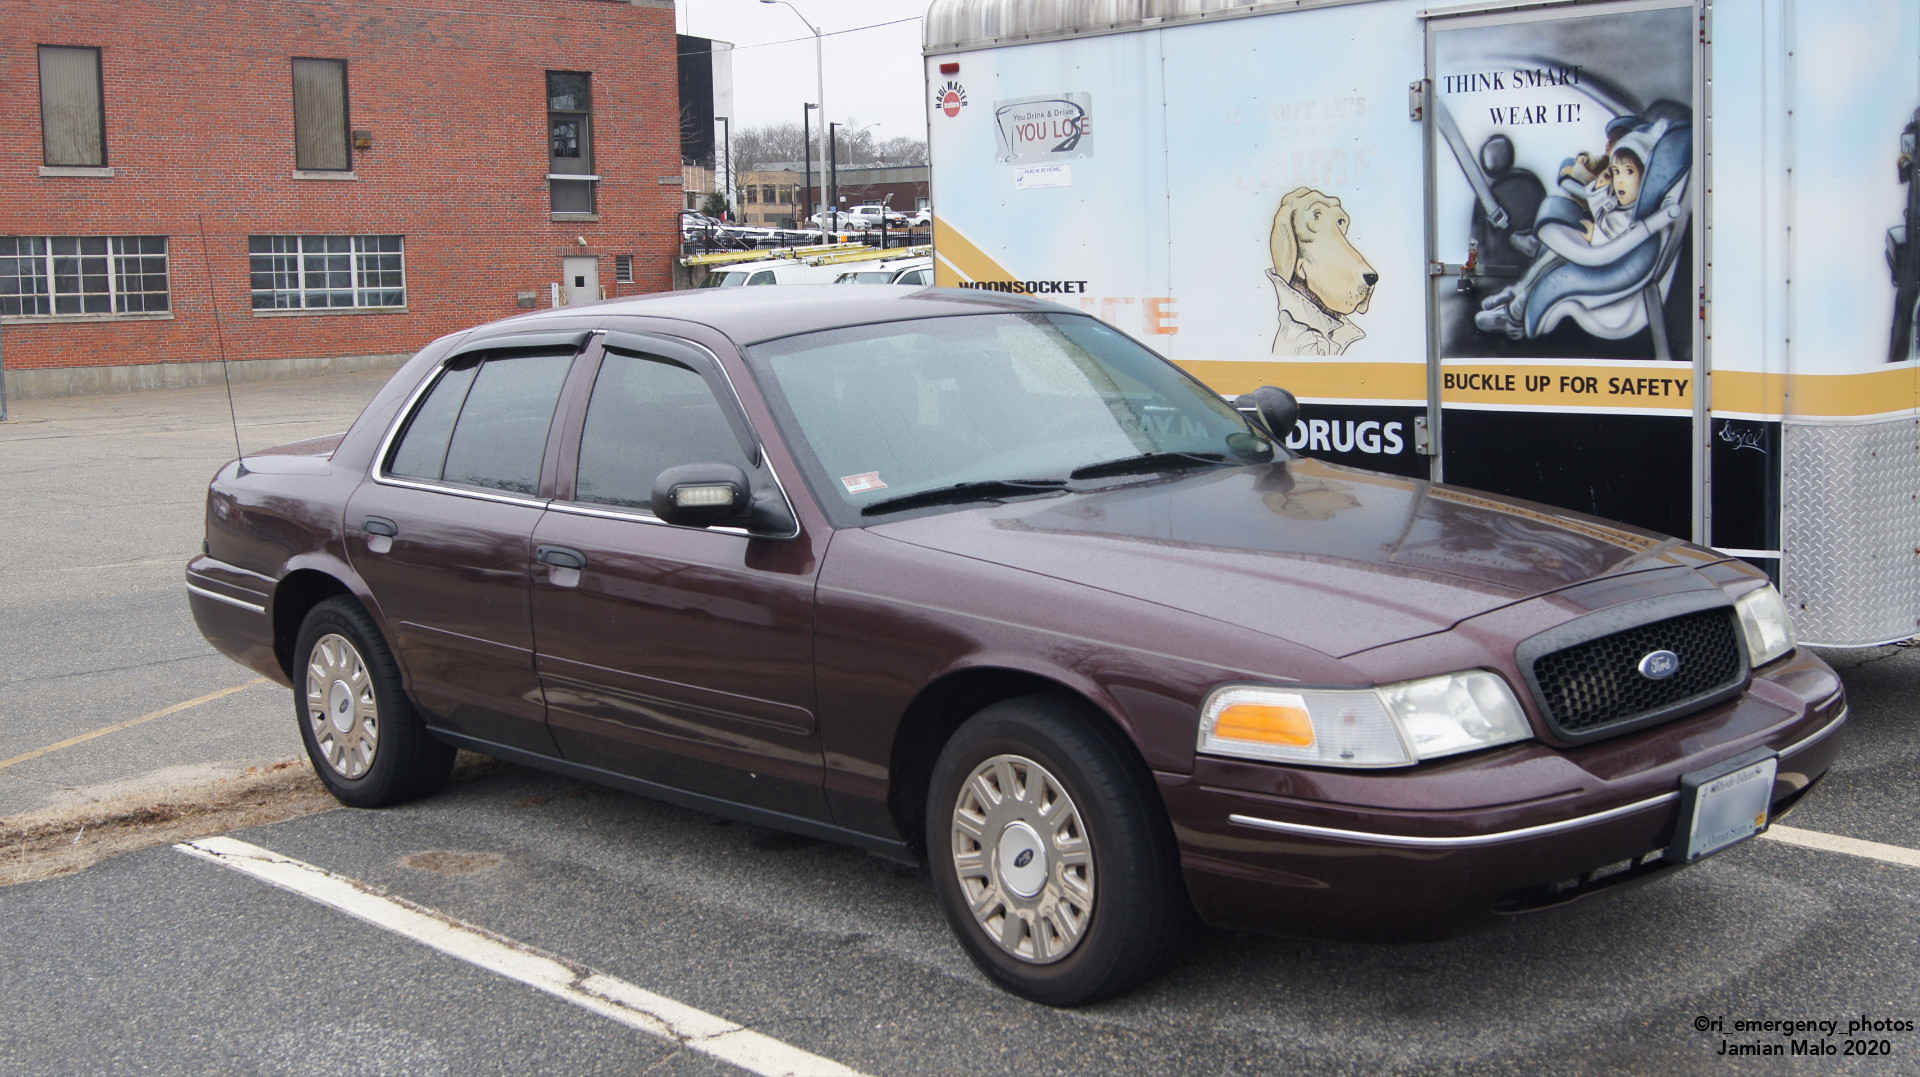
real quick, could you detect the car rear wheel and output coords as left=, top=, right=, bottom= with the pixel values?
left=292, top=596, right=454, bottom=808
left=927, top=695, right=1192, bottom=1006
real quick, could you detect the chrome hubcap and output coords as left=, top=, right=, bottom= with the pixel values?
left=950, top=754, right=1094, bottom=965
left=305, top=633, right=379, bottom=780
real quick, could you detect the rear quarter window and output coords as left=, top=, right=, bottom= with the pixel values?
left=387, top=352, right=573, bottom=495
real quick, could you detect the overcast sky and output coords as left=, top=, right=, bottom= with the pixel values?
left=676, top=0, right=931, bottom=145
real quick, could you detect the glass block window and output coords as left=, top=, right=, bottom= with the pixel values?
left=248, top=235, right=405, bottom=309
left=0, top=236, right=169, bottom=316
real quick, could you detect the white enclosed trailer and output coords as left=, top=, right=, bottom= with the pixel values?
left=923, top=0, right=1920, bottom=646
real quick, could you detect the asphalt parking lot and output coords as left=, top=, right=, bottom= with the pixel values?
left=2, top=372, right=1917, bottom=1075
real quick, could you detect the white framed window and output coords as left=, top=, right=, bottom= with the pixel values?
left=249, top=235, right=404, bottom=309
left=1, top=236, right=168, bottom=316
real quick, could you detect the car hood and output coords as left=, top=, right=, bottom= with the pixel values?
left=866, top=459, right=1716, bottom=657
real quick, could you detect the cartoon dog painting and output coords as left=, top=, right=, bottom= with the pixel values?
left=1268, top=187, right=1378, bottom=356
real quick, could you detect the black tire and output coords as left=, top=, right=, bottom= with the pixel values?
left=291, top=596, right=454, bottom=808
left=926, top=694, right=1194, bottom=1006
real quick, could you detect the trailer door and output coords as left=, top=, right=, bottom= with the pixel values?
left=1423, top=1, right=1702, bottom=540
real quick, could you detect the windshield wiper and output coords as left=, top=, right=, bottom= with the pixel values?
left=860, top=478, right=1067, bottom=517
left=1068, top=451, right=1229, bottom=481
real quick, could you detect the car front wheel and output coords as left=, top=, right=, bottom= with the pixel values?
left=927, top=695, right=1192, bottom=1006
left=292, top=596, right=454, bottom=808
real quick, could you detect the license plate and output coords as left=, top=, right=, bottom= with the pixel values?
left=1668, top=748, right=1779, bottom=863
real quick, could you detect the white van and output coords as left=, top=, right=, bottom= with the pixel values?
left=698, top=257, right=847, bottom=288
left=834, top=255, right=934, bottom=285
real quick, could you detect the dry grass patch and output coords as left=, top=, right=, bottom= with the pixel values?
left=0, top=753, right=505, bottom=887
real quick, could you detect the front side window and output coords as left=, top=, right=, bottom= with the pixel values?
left=747, top=312, right=1269, bottom=521
left=0, top=236, right=168, bottom=316
left=547, top=71, right=594, bottom=213
left=574, top=351, right=752, bottom=511
left=249, top=235, right=404, bottom=309
left=387, top=353, right=573, bottom=495
left=292, top=58, right=350, bottom=171
left=38, top=45, right=105, bottom=167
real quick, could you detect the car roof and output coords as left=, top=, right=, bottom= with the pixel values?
left=467, top=285, right=1070, bottom=346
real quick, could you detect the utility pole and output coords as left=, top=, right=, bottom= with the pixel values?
left=828, top=121, right=840, bottom=233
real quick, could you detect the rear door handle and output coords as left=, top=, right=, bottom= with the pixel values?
left=363, top=516, right=398, bottom=537
left=535, top=544, right=587, bottom=570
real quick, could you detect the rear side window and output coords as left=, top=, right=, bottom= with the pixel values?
left=573, top=351, right=751, bottom=510
left=387, top=352, right=572, bottom=495
left=387, top=363, right=477, bottom=481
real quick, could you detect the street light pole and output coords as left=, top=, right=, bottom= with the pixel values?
left=802, top=102, right=817, bottom=230
left=761, top=0, right=825, bottom=234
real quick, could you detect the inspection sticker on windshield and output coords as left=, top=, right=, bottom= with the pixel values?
left=841, top=472, right=887, bottom=494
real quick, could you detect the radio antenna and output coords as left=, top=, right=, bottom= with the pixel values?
left=197, top=213, right=245, bottom=476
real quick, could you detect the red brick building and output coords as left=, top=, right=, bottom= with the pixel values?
left=1, top=0, right=681, bottom=397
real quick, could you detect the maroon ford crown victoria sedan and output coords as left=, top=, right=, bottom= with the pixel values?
left=187, top=287, right=1845, bottom=1005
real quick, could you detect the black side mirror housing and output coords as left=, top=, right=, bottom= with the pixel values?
left=651, top=462, right=754, bottom=529
left=1232, top=385, right=1300, bottom=443
left=651, top=462, right=797, bottom=535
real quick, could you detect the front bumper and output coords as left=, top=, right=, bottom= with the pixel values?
left=1162, top=649, right=1846, bottom=942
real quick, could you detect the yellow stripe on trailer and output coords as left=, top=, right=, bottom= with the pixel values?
left=802, top=244, right=932, bottom=267
left=681, top=242, right=864, bottom=267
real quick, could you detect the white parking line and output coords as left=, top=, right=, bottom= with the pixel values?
left=175, top=837, right=866, bottom=1077
left=1762, top=824, right=1920, bottom=870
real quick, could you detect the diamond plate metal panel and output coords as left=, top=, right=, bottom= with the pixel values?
left=1782, top=416, right=1920, bottom=646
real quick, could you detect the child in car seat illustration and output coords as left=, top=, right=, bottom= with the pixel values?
left=1471, top=116, right=1692, bottom=357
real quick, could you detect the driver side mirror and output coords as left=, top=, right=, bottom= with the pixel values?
left=651, top=462, right=796, bottom=536
left=1232, top=385, right=1299, bottom=443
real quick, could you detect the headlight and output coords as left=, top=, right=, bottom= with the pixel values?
left=1197, top=671, right=1532, bottom=769
left=1733, top=584, right=1797, bottom=667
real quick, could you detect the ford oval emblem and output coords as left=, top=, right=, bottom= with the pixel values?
left=1637, top=649, right=1681, bottom=680
left=1013, top=850, right=1034, bottom=869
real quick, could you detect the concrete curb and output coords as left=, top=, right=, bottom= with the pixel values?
left=2, top=352, right=412, bottom=401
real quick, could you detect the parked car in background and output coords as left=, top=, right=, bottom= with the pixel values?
left=849, top=204, right=909, bottom=228
left=186, top=287, right=1844, bottom=1007
left=908, top=208, right=932, bottom=228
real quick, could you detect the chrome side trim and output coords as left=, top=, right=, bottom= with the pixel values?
left=371, top=474, right=551, bottom=511
left=1778, top=706, right=1848, bottom=759
left=1228, top=792, right=1681, bottom=849
left=187, top=583, right=267, bottom=615
left=544, top=500, right=754, bottom=538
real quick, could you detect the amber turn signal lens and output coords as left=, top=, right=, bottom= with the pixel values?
left=1212, top=703, right=1315, bottom=747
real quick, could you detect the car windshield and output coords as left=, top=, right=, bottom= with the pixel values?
left=745, top=312, right=1271, bottom=519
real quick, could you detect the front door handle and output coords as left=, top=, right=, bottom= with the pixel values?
left=363, top=516, right=398, bottom=537
left=535, top=544, right=587, bottom=570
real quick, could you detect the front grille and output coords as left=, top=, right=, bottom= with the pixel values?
left=1529, top=608, right=1746, bottom=738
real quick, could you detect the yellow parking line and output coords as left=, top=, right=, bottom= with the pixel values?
left=0, top=678, right=269, bottom=772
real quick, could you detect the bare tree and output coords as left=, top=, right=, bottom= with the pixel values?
left=729, top=122, right=925, bottom=172
left=876, top=135, right=929, bottom=166
left=730, top=123, right=809, bottom=172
